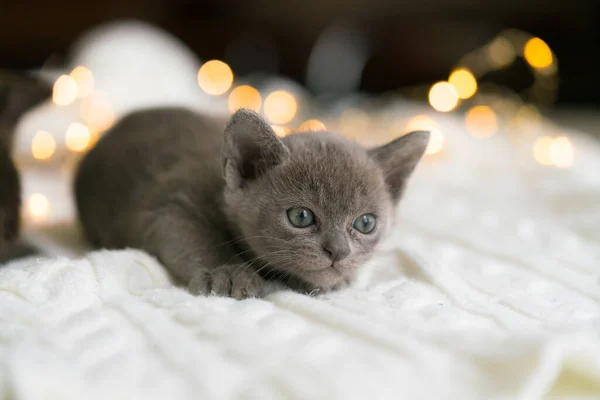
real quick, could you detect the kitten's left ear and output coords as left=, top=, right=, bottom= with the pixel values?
left=368, top=130, right=430, bottom=202
left=223, top=109, right=290, bottom=187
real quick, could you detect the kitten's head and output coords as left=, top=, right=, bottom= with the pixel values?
left=222, top=109, right=428, bottom=291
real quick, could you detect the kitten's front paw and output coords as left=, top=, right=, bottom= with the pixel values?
left=189, top=264, right=264, bottom=300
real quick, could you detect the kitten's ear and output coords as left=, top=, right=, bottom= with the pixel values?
left=368, top=130, right=430, bottom=202
left=223, top=109, right=290, bottom=187
left=0, top=71, right=52, bottom=127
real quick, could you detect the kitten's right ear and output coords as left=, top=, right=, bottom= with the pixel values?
left=222, top=109, right=289, bottom=187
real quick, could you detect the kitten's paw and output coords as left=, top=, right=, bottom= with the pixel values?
left=189, top=264, right=264, bottom=300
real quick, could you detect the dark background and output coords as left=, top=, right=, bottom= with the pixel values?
left=1, top=0, right=598, bottom=106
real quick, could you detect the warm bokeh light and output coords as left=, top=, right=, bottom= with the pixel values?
left=487, top=37, right=516, bottom=68
left=271, top=125, right=291, bottom=137
left=264, top=90, right=297, bottom=124
left=465, top=106, right=498, bottom=138
left=80, top=92, right=115, bottom=133
left=448, top=68, right=477, bottom=99
left=28, top=193, right=49, bottom=219
left=228, top=85, right=262, bottom=113
left=197, top=60, right=234, bottom=95
left=52, top=75, right=78, bottom=106
left=533, top=136, right=555, bottom=166
left=425, top=131, right=444, bottom=155
left=298, top=119, right=327, bottom=132
left=549, top=136, right=574, bottom=168
left=69, top=66, right=95, bottom=98
left=428, top=82, right=459, bottom=112
left=31, top=130, right=56, bottom=160
left=403, top=115, right=443, bottom=155
left=524, top=37, right=553, bottom=69
left=65, top=122, right=92, bottom=152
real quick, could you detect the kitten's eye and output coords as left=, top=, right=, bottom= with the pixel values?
left=353, top=214, right=377, bottom=234
left=286, top=207, right=315, bottom=228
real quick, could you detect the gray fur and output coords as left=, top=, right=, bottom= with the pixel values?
left=74, top=108, right=428, bottom=298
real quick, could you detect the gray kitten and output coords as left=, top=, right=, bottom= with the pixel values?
left=75, top=108, right=429, bottom=298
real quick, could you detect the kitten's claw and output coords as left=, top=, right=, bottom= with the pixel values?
left=189, top=264, right=264, bottom=300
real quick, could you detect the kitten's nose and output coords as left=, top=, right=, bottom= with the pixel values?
left=322, top=236, right=350, bottom=263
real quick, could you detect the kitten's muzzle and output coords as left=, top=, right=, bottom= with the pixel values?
left=322, top=235, right=350, bottom=263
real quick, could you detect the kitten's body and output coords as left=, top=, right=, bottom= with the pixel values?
left=76, top=109, right=235, bottom=280
left=75, top=108, right=428, bottom=298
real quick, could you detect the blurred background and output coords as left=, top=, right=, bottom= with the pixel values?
left=1, top=0, right=598, bottom=104
left=2, top=0, right=600, bottom=229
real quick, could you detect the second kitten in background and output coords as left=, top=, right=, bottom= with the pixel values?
left=75, top=108, right=429, bottom=298
left=0, top=71, right=51, bottom=260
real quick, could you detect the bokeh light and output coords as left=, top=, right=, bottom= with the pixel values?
left=533, top=136, right=555, bottom=166
left=80, top=92, right=115, bottom=133
left=69, top=66, right=95, bottom=98
left=448, top=68, right=477, bottom=99
left=524, top=38, right=553, bottom=69
left=549, top=136, right=574, bottom=168
left=264, top=90, right=297, bottom=124
left=52, top=75, right=78, bottom=106
left=298, top=119, right=327, bottom=132
left=428, top=82, right=459, bottom=112
left=31, top=131, right=56, bottom=160
left=28, top=194, right=49, bottom=219
left=403, top=115, right=443, bottom=155
left=228, top=85, right=262, bottom=113
left=487, top=37, right=516, bottom=68
left=197, top=60, right=234, bottom=95
left=465, top=106, right=498, bottom=138
left=271, top=125, right=291, bottom=137
left=65, top=122, right=92, bottom=152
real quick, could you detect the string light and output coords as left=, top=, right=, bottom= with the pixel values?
left=69, top=66, right=95, bottom=98
left=465, top=106, right=498, bottom=138
left=228, top=85, right=262, bottom=113
left=52, top=75, right=78, bottom=106
left=448, top=68, right=477, bottom=99
left=486, top=37, right=516, bottom=68
left=271, top=125, right=291, bottom=137
left=428, top=82, right=459, bottom=112
left=533, top=136, right=555, bottom=166
left=80, top=92, right=115, bottom=133
left=298, top=119, right=327, bottom=132
left=549, top=136, right=574, bottom=168
left=524, top=37, right=553, bottom=69
left=28, top=194, right=49, bottom=219
left=65, top=122, right=92, bottom=152
left=31, top=131, right=56, bottom=160
left=264, top=90, right=297, bottom=124
left=197, top=60, right=234, bottom=95
left=403, top=115, right=444, bottom=155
